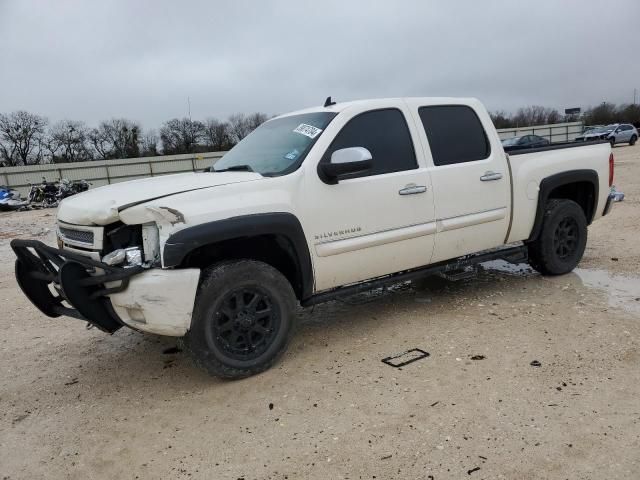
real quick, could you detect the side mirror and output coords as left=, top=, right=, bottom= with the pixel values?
left=319, top=147, right=373, bottom=184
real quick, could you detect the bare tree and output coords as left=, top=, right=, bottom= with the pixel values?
left=617, top=103, right=640, bottom=125
left=0, top=111, right=47, bottom=166
left=140, top=130, right=159, bottom=157
left=491, top=106, right=564, bottom=129
left=511, top=106, right=561, bottom=127
left=89, top=118, right=141, bottom=159
left=489, top=111, right=512, bottom=129
left=46, top=120, right=93, bottom=163
left=246, top=112, right=268, bottom=131
left=582, top=102, right=618, bottom=126
left=228, top=112, right=268, bottom=144
left=160, top=118, right=205, bottom=154
left=203, top=118, right=233, bottom=151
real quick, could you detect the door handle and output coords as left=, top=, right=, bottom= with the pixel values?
left=480, top=171, right=503, bottom=182
left=399, top=184, right=427, bottom=195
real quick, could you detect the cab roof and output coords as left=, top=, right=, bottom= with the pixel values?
left=275, top=97, right=481, bottom=119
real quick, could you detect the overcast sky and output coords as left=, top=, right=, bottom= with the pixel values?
left=1, top=0, right=639, bottom=129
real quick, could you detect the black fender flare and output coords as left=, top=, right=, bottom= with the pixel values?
left=527, top=169, right=599, bottom=242
left=163, top=212, right=314, bottom=299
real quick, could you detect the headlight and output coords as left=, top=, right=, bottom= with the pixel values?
left=124, top=247, right=143, bottom=267
left=102, top=249, right=126, bottom=266
left=102, top=247, right=143, bottom=267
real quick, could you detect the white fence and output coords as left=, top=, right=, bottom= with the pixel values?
left=496, top=121, right=583, bottom=143
left=0, top=151, right=225, bottom=196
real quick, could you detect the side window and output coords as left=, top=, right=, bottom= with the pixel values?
left=418, top=105, right=490, bottom=166
left=323, top=109, right=417, bottom=178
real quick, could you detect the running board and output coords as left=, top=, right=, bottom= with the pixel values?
left=302, top=244, right=528, bottom=307
left=440, top=265, right=478, bottom=282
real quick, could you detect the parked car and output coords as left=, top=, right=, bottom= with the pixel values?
left=12, top=97, right=616, bottom=379
left=501, top=134, right=550, bottom=150
left=607, top=124, right=638, bottom=146
left=575, top=124, right=638, bottom=146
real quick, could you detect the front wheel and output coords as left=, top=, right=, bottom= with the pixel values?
left=609, top=137, right=616, bottom=147
left=630, top=134, right=637, bottom=146
left=528, top=199, right=588, bottom=275
left=185, top=260, right=297, bottom=379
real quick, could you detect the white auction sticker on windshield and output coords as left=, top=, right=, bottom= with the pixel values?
left=293, top=123, right=322, bottom=139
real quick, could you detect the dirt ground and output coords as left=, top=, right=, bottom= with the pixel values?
left=1, top=145, right=639, bottom=480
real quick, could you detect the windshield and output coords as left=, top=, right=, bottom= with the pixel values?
left=501, top=137, right=521, bottom=146
left=213, top=112, right=337, bottom=176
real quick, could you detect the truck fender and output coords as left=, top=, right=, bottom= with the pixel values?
left=527, top=169, right=599, bottom=242
left=162, top=212, right=314, bottom=299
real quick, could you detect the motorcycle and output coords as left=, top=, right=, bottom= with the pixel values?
left=57, top=179, right=90, bottom=201
left=27, top=178, right=60, bottom=208
left=0, top=185, right=29, bottom=211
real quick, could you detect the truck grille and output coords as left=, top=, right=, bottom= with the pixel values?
left=58, top=227, right=95, bottom=246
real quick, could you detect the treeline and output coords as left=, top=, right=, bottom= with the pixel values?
left=491, top=102, right=640, bottom=129
left=4, top=100, right=639, bottom=167
left=0, top=111, right=268, bottom=167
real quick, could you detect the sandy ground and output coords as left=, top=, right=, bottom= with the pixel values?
left=1, top=145, right=639, bottom=480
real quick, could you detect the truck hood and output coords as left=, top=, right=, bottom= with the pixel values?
left=57, top=171, right=263, bottom=225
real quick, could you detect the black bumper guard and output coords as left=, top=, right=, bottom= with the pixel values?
left=10, top=239, right=144, bottom=333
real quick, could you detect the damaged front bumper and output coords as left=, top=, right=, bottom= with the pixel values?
left=11, top=239, right=200, bottom=336
left=11, top=239, right=144, bottom=333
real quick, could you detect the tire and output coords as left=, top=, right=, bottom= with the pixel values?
left=609, top=137, right=616, bottom=147
left=185, top=260, right=297, bottom=379
left=528, top=199, right=588, bottom=275
left=630, top=135, right=637, bottom=146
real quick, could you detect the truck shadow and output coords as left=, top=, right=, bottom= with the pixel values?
left=45, top=263, right=600, bottom=393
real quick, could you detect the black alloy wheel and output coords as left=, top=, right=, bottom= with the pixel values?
left=208, top=287, right=279, bottom=361
left=553, top=217, right=579, bottom=259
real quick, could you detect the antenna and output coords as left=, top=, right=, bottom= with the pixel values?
left=324, top=96, right=336, bottom=107
left=187, top=96, right=192, bottom=121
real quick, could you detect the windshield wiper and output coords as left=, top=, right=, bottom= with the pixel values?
left=212, top=164, right=254, bottom=173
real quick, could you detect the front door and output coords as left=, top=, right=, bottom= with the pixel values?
left=301, top=103, right=436, bottom=292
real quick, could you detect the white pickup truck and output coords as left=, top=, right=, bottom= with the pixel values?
left=12, top=97, right=616, bottom=378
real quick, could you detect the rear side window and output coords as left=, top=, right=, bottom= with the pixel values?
left=418, top=105, right=490, bottom=166
left=323, top=108, right=417, bottom=178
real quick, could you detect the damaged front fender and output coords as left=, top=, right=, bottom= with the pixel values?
left=108, top=267, right=200, bottom=336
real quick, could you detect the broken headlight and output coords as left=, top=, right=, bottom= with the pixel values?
left=102, top=247, right=143, bottom=267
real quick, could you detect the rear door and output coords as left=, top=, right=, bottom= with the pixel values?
left=301, top=102, right=436, bottom=291
left=620, top=125, right=633, bottom=142
left=405, top=100, right=511, bottom=263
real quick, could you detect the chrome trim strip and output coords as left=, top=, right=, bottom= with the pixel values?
left=314, top=207, right=507, bottom=257
left=315, top=222, right=437, bottom=257
left=437, top=207, right=507, bottom=233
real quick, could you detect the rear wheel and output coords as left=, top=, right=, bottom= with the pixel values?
left=185, top=260, right=297, bottom=379
left=528, top=199, right=587, bottom=275
left=630, top=134, right=637, bottom=146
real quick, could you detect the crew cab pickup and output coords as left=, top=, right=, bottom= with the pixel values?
left=11, top=97, right=617, bottom=378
